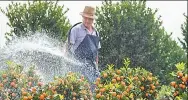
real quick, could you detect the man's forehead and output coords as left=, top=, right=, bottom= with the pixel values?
left=82, top=16, right=94, bottom=20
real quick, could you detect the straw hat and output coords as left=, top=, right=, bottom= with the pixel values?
left=80, top=6, right=95, bottom=19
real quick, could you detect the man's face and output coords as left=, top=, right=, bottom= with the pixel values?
left=82, top=16, right=94, bottom=28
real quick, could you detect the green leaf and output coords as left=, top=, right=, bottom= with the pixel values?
left=175, top=62, right=185, bottom=71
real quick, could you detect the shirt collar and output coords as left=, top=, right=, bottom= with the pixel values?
left=81, top=23, right=96, bottom=32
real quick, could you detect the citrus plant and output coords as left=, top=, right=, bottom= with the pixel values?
left=170, top=62, right=187, bottom=100
left=156, top=85, right=174, bottom=100
left=94, top=58, right=160, bottom=100
left=0, top=61, right=41, bottom=100
left=0, top=61, right=92, bottom=100
left=46, top=72, right=93, bottom=100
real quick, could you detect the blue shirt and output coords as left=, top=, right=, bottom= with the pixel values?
left=69, top=23, right=101, bottom=53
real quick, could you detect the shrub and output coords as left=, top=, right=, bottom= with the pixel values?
left=94, top=58, right=160, bottom=100
left=0, top=61, right=92, bottom=100
left=169, top=62, right=187, bottom=100
left=0, top=61, right=40, bottom=100
left=156, top=85, right=174, bottom=100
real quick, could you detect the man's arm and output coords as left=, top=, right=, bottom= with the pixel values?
left=69, top=27, right=77, bottom=54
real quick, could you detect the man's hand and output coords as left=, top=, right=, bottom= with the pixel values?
left=96, top=56, right=98, bottom=64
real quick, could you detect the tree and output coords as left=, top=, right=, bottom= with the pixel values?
left=0, top=0, right=71, bottom=42
left=178, top=14, right=187, bottom=53
left=95, top=0, right=187, bottom=84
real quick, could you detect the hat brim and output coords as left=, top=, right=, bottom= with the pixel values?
left=80, top=12, right=95, bottom=19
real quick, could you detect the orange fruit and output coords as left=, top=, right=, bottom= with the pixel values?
left=22, top=91, right=27, bottom=96
left=133, top=76, right=138, bottom=80
left=116, top=70, right=121, bottom=75
left=72, top=92, right=77, bottom=97
left=126, top=88, right=130, bottom=92
left=23, top=96, right=28, bottom=100
left=96, top=93, right=101, bottom=99
left=185, top=74, right=187, bottom=80
left=140, top=86, right=144, bottom=91
left=156, top=81, right=159, bottom=85
left=0, top=83, right=3, bottom=87
left=147, top=77, right=152, bottom=82
left=38, top=82, right=43, bottom=86
left=96, top=77, right=100, bottom=82
left=103, top=73, right=108, bottom=78
left=123, top=91, right=128, bottom=96
left=181, top=77, right=186, bottom=82
left=170, top=81, right=176, bottom=87
left=179, top=84, right=183, bottom=88
left=173, top=92, right=177, bottom=96
left=145, top=93, right=149, bottom=97
left=151, top=85, right=155, bottom=90
left=110, top=92, right=116, bottom=96
left=112, top=79, right=116, bottom=83
left=128, top=84, right=132, bottom=90
left=150, top=84, right=154, bottom=87
left=32, top=87, right=36, bottom=91
left=116, top=94, right=121, bottom=99
left=177, top=72, right=183, bottom=77
left=42, top=93, right=47, bottom=97
left=174, top=84, right=178, bottom=88
left=121, top=81, right=126, bottom=86
left=28, top=82, right=32, bottom=87
left=181, top=84, right=186, bottom=89
left=95, top=81, right=100, bottom=86
left=150, top=90, right=153, bottom=94
left=39, top=94, right=45, bottom=100
left=116, top=77, right=121, bottom=81
left=141, top=77, right=145, bottom=81
left=11, top=93, right=16, bottom=97
left=120, top=76, right=124, bottom=80
left=99, top=88, right=105, bottom=93
left=2, top=74, right=7, bottom=78
left=31, top=87, right=37, bottom=94
left=10, top=82, right=16, bottom=87
left=28, top=95, right=33, bottom=100
left=72, top=97, right=76, bottom=100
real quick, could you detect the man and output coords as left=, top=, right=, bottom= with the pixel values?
left=67, top=6, right=101, bottom=88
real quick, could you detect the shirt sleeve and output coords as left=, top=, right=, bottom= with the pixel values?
left=69, top=27, right=78, bottom=53
left=69, top=27, right=77, bottom=44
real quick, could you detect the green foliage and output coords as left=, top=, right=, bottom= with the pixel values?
left=156, top=85, right=174, bottom=100
left=51, top=72, right=93, bottom=100
left=178, top=14, right=188, bottom=53
left=0, top=0, right=71, bottom=42
left=169, top=62, right=188, bottom=100
left=94, top=58, right=160, bottom=100
left=175, top=62, right=186, bottom=72
left=95, top=0, right=187, bottom=84
left=0, top=61, right=40, bottom=100
left=0, top=61, right=92, bottom=100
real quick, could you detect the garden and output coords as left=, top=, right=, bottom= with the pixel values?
left=0, top=0, right=187, bottom=100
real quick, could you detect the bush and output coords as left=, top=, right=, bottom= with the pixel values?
left=169, top=62, right=187, bottom=100
left=0, top=61, right=92, bottom=100
left=94, top=58, right=160, bottom=100
left=156, top=85, right=174, bottom=100
left=0, top=61, right=40, bottom=100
